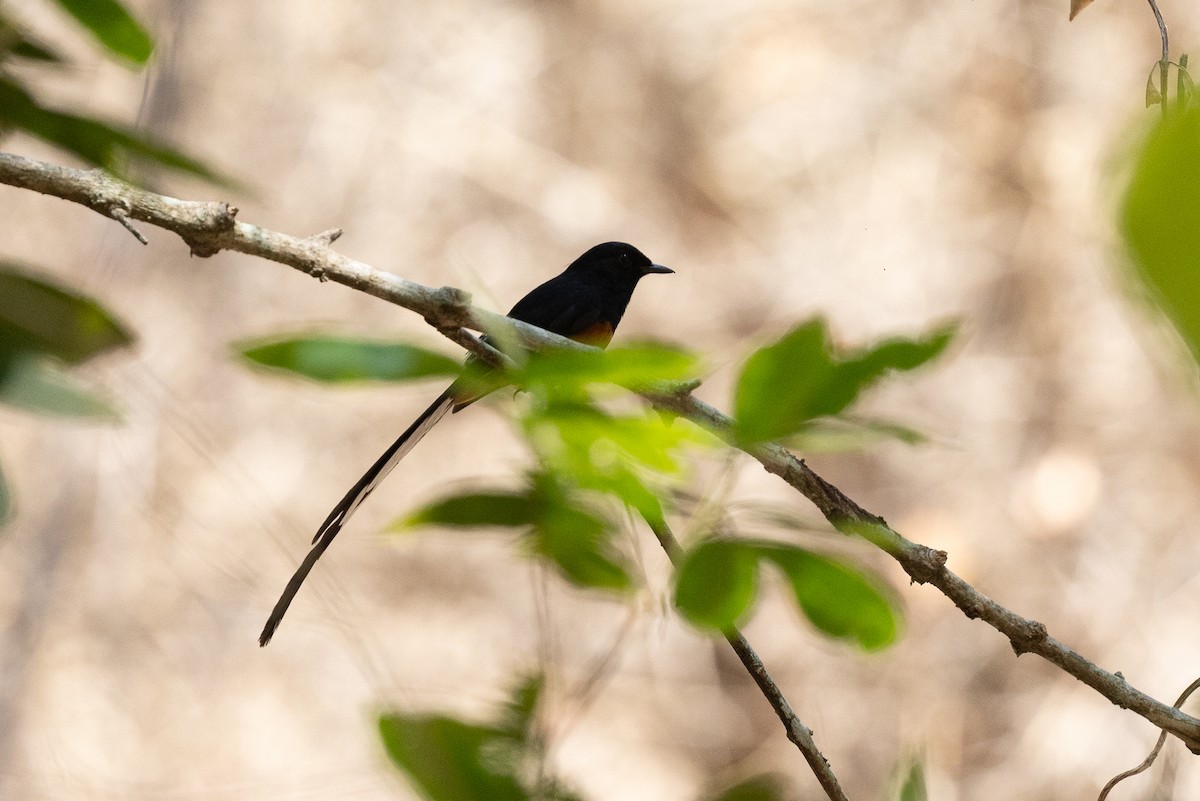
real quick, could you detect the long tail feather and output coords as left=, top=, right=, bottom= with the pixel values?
left=259, top=388, right=457, bottom=646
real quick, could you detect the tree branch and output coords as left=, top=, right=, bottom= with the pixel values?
left=4, top=150, right=1199, bottom=756
left=646, top=516, right=849, bottom=801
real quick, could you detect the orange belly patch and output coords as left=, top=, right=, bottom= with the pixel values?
left=571, top=320, right=614, bottom=348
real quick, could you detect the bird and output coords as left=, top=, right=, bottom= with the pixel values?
left=259, top=242, right=673, bottom=645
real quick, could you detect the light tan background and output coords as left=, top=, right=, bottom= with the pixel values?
left=2, top=0, right=1199, bottom=799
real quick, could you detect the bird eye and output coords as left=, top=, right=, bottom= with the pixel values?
left=619, top=251, right=631, bottom=266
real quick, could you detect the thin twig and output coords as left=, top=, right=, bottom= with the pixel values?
left=1147, top=0, right=1169, bottom=117
left=108, top=203, right=148, bottom=244
left=3, top=150, right=1200, bottom=754
left=644, top=516, right=849, bottom=801
left=1098, top=676, right=1200, bottom=800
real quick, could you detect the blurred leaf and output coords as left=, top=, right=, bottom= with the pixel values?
left=405, top=492, right=538, bottom=529
left=0, top=76, right=231, bottom=184
left=0, top=264, right=134, bottom=364
left=498, top=675, right=543, bottom=740
left=239, top=335, right=460, bottom=384
left=0, top=349, right=117, bottom=418
left=740, top=505, right=825, bottom=535
left=786, top=415, right=928, bottom=453
left=528, top=500, right=629, bottom=591
left=11, top=38, right=63, bottom=63
left=0, top=20, right=65, bottom=64
left=379, top=714, right=527, bottom=801
left=836, top=518, right=901, bottom=551
left=674, top=539, right=760, bottom=631
left=1181, top=65, right=1195, bottom=106
left=702, top=775, right=785, bottom=801
left=1146, top=69, right=1163, bottom=108
left=523, top=398, right=702, bottom=529
left=1121, top=104, right=1200, bottom=364
left=534, top=402, right=693, bottom=475
left=896, top=758, right=927, bottom=801
left=759, top=544, right=900, bottom=651
left=403, top=477, right=630, bottom=592
left=0, top=465, right=10, bottom=528
left=517, top=343, right=702, bottom=395
left=733, top=319, right=953, bottom=445
left=733, top=320, right=833, bottom=444
left=845, top=325, right=956, bottom=375
left=1068, top=0, right=1094, bottom=21
left=50, top=0, right=153, bottom=64
left=675, top=537, right=898, bottom=648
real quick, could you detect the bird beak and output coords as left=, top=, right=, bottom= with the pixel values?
left=644, top=264, right=674, bottom=275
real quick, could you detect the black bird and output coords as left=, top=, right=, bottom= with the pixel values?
left=260, top=242, right=672, bottom=645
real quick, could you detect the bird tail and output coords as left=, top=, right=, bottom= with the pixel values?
left=259, top=387, right=457, bottom=646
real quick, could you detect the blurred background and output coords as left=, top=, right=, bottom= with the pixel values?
left=2, top=0, right=1200, bottom=798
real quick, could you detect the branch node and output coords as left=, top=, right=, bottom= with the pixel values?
left=310, top=227, right=343, bottom=245
left=430, top=285, right=473, bottom=327
left=957, top=599, right=984, bottom=620
left=184, top=202, right=239, bottom=257
left=1008, top=619, right=1048, bottom=655
left=906, top=545, right=948, bottom=584
left=107, top=203, right=148, bottom=245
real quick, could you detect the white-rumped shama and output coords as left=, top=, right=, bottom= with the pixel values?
left=259, top=242, right=672, bottom=645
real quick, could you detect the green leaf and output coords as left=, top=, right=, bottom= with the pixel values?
left=405, top=492, right=538, bottom=529
left=238, top=335, right=460, bottom=384
left=0, top=20, right=65, bottom=64
left=498, top=675, right=543, bottom=740
left=379, top=714, right=527, bottom=801
left=534, top=403, right=692, bottom=475
left=759, top=545, right=899, bottom=651
left=733, top=320, right=833, bottom=444
left=50, top=0, right=153, bottom=64
left=733, top=319, right=953, bottom=445
left=0, top=264, right=134, bottom=364
left=1121, top=105, right=1200, bottom=364
left=674, top=539, right=760, bottom=631
left=529, top=501, right=630, bottom=591
left=0, top=349, right=118, bottom=419
left=702, top=775, right=784, bottom=801
left=522, top=399, right=703, bottom=528
left=403, top=477, right=630, bottom=592
left=0, top=76, right=231, bottom=184
left=0, top=465, right=10, bottom=528
left=517, top=343, right=702, bottom=395
left=895, top=758, right=927, bottom=801
left=845, top=327, right=955, bottom=374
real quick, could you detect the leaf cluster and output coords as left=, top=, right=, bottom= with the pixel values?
left=0, top=264, right=136, bottom=524
left=405, top=342, right=712, bottom=591
left=0, top=0, right=227, bottom=183
left=0, top=0, right=237, bottom=527
left=242, top=320, right=951, bottom=650
left=379, top=675, right=788, bottom=801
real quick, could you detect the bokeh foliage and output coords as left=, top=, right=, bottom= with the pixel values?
left=0, top=0, right=231, bottom=526
left=0, top=0, right=225, bottom=182
left=0, top=263, right=135, bottom=521
left=380, top=676, right=786, bottom=801
left=250, top=324, right=940, bottom=649
left=1121, top=95, right=1200, bottom=366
